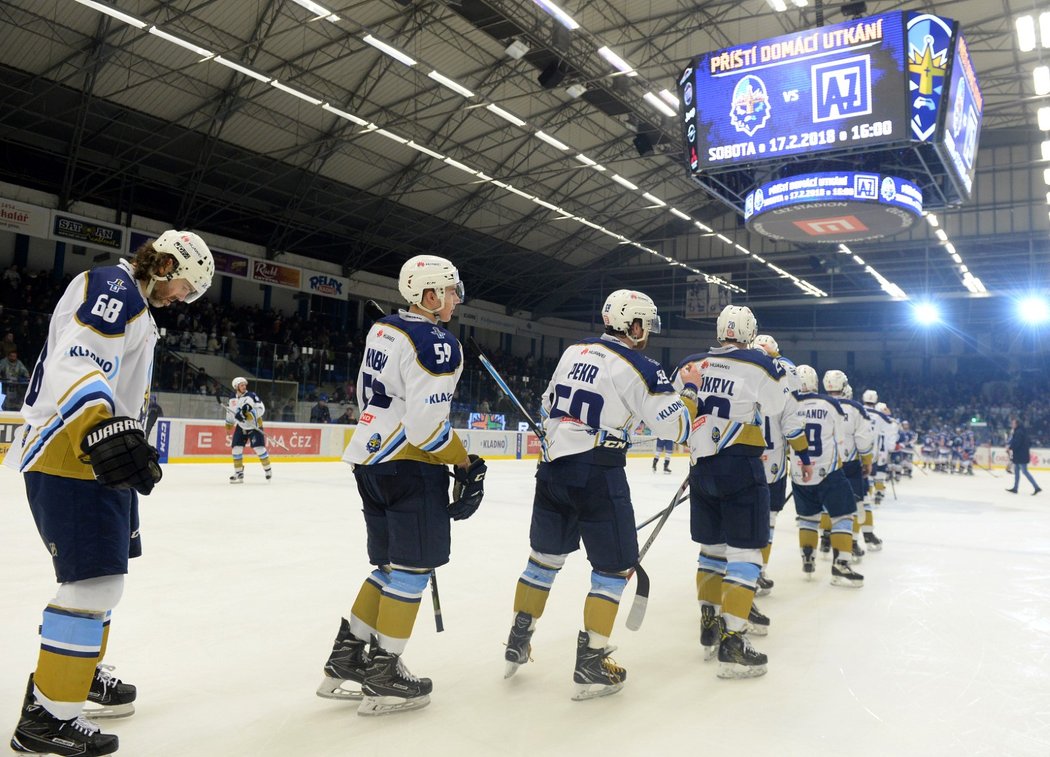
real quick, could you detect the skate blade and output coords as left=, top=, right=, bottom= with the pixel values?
left=571, top=682, right=624, bottom=701
left=357, top=694, right=430, bottom=716
left=717, top=662, right=767, bottom=679
left=504, top=660, right=526, bottom=679
left=746, top=625, right=769, bottom=637
left=702, top=645, right=718, bottom=661
left=83, top=701, right=135, bottom=719
left=830, top=577, right=864, bottom=588
left=851, top=555, right=864, bottom=564
left=316, top=676, right=363, bottom=700
left=755, top=587, right=771, bottom=597
left=867, top=544, right=883, bottom=552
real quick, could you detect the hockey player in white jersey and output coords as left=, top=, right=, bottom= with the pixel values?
left=822, top=370, right=874, bottom=562
left=225, top=377, right=271, bottom=483
left=750, top=334, right=810, bottom=608
left=862, top=391, right=893, bottom=549
left=6, top=231, right=214, bottom=756
left=673, top=306, right=809, bottom=679
left=791, top=366, right=864, bottom=587
left=317, top=255, right=485, bottom=716
left=502, top=290, right=695, bottom=700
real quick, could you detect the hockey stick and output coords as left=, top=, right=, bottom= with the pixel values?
left=466, top=337, right=546, bottom=443
left=635, top=490, right=689, bottom=531
left=625, top=476, right=690, bottom=631
left=364, top=299, right=387, bottom=324
left=430, top=570, right=444, bottom=633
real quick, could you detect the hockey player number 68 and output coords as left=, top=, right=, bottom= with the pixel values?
left=90, top=295, right=124, bottom=324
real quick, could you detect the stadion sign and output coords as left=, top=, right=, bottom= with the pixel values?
left=305, top=270, right=350, bottom=299
left=183, top=424, right=321, bottom=456
left=0, top=198, right=49, bottom=238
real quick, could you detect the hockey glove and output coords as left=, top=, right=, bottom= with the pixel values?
left=81, top=417, right=163, bottom=495
left=449, top=454, right=487, bottom=520
left=234, top=407, right=246, bottom=422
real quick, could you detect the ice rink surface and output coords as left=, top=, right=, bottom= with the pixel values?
left=2, top=457, right=1049, bottom=757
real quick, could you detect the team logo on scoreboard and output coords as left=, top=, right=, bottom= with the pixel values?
left=907, top=14, right=951, bottom=141
left=729, top=75, right=771, bottom=136
left=683, top=81, right=694, bottom=107
left=853, top=174, right=878, bottom=200
left=812, top=55, right=872, bottom=122
left=753, top=189, right=765, bottom=212
left=879, top=177, right=897, bottom=202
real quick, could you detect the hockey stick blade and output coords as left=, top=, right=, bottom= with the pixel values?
left=365, top=300, right=387, bottom=324
left=624, top=564, right=650, bottom=631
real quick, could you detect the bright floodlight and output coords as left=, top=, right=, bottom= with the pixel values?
left=1018, top=296, right=1050, bottom=324
left=913, top=302, right=940, bottom=325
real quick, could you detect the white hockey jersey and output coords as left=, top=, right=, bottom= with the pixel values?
left=539, top=334, right=691, bottom=463
left=226, top=391, right=265, bottom=431
left=756, top=352, right=806, bottom=483
left=6, top=260, right=156, bottom=479
left=837, top=397, right=874, bottom=465
left=866, top=408, right=897, bottom=465
left=790, top=393, right=848, bottom=485
left=673, top=346, right=792, bottom=462
left=343, top=311, right=466, bottom=467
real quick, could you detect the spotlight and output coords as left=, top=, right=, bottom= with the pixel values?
left=913, top=302, right=940, bottom=325
left=841, top=1, right=867, bottom=18
left=565, top=83, right=586, bottom=98
left=1018, top=296, right=1050, bottom=324
left=633, top=132, right=654, bottom=156
left=538, top=60, right=566, bottom=89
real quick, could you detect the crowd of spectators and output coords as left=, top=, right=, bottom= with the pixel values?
left=3, top=262, right=1050, bottom=443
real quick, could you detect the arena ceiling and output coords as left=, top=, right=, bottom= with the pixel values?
left=0, top=0, right=1047, bottom=331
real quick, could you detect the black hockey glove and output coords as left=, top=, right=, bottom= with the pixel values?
left=449, top=454, right=487, bottom=521
left=81, top=417, right=163, bottom=495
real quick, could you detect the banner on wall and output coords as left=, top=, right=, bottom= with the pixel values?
left=250, top=259, right=302, bottom=290
left=183, top=423, right=321, bottom=456
left=0, top=198, right=50, bottom=238
left=50, top=212, right=126, bottom=253
left=304, top=269, right=350, bottom=299
left=684, top=274, right=732, bottom=320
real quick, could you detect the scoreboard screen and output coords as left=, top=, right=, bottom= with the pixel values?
left=680, top=12, right=909, bottom=171
left=939, top=33, right=982, bottom=199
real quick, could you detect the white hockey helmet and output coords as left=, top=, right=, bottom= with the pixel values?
left=232, top=376, right=248, bottom=391
left=716, top=305, right=757, bottom=344
left=823, top=369, right=848, bottom=394
left=795, top=364, right=819, bottom=393
left=875, top=402, right=890, bottom=415
left=151, top=230, right=214, bottom=303
left=843, top=384, right=853, bottom=400
left=752, top=334, right=779, bottom=356
left=602, top=289, right=661, bottom=343
left=862, top=389, right=878, bottom=404
left=398, top=255, right=463, bottom=311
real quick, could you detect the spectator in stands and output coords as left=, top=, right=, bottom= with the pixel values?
left=310, top=395, right=332, bottom=424
left=0, top=349, right=30, bottom=410
left=334, top=405, right=357, bottom=424
left=281, top=402, right=296, bottom=422
left=2, top=331, right=16, bottom=357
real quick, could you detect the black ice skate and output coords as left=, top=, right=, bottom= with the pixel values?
left=11, top=675, right=118, bottom=756
left=831, top=551, right=864, bottom=587
left=652, top=458, right=658, bottom=472
left=717, top=628, right=767, bottom=679
left=264, top=467, right=272, bottom=481
left=801, top=546, right=816, bottom=580
left=863, top=532, right=883, bottom=551
left=756, top=571, right=774, bottom=596
left=663, top=461, right=671, bottom=474
left=747, top=603, right=770, bottom=636
left=571, top=631, right=626, bottom=701
left=229, top=470, right=244, bottom=484
left=851, top=540, right=865, bottom=563
left=503, top=612, right=535, bottom=679
left=85, top=665, right=136, bottom=719
left=358, top=639, right=432, bottom=716
left=316, top=618, right=369, bottom=700
left=819, top=531, right=831, bottom=557
left=700, top=604, right=722, bottom=661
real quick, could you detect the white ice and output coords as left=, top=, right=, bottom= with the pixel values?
left=3, top=458, right=1050, bottom=757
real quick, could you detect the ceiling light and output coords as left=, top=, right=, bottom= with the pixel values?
left=945, top=242, right=956, bottom=255
left=443, top=157, right=476, bottom=174
left=504, top=39, right=529, bottom=59
left=610, top=174, right=638, bottom=190
left=215, top=56, right=271, bottom=82
left=291, top=0, right=339, bottom=21
left=643, top=92, right=676, bottom=118
left=1041, top=12, right=1050, bottom=48
left=1039, top=106, right=1050, bottom=131
left=1035, top=66, right=1050, bottom=95
left=535, top=131, right=569, bottom=150
left=75, top=0, right=147, bottom=28
left=913, top=302, right=940, bottom=325
left=363, top=35, right=417, bottom=67
left=716, top=233, right=732, bottom=244
left=925, top=213, right=938, bottom=227
left=641, top=192, right=666, bottom=207
left=373, top=128, right=408, bottom=144
left=951, top=253, right=962, bottom=263
left=148, top=26, right=213, bottom=58
left=271, top=80, right=323, bottom=105
left=486, top=104, right=526, bottom=127
left=532, top=0, right=580, bottom=31
left=1043, top=140, right=1050, bottom=161
left=669, top=208, right=690, bottom=220
left=935, top=229, right=948, bottom=241
left=323, top=102, right=369, bottom=125
left=406, top=141, right=445, bottom=160
left=597, top=46, right=637, bottom=77
left=657, top=89, right=678, bottom=109
left=575, top=153, right=598, bottom=167
left=766, top=0, right=788, bottom=11
left=1044, top=168, right=1050, bottom=185
left=428, top=71, right=474, bottom=98
left=1018, top=296, right=1050, bottom=324
left=853, top=255, right=865, bottom=264
left=1017, top=15, right=1037, bottom=52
